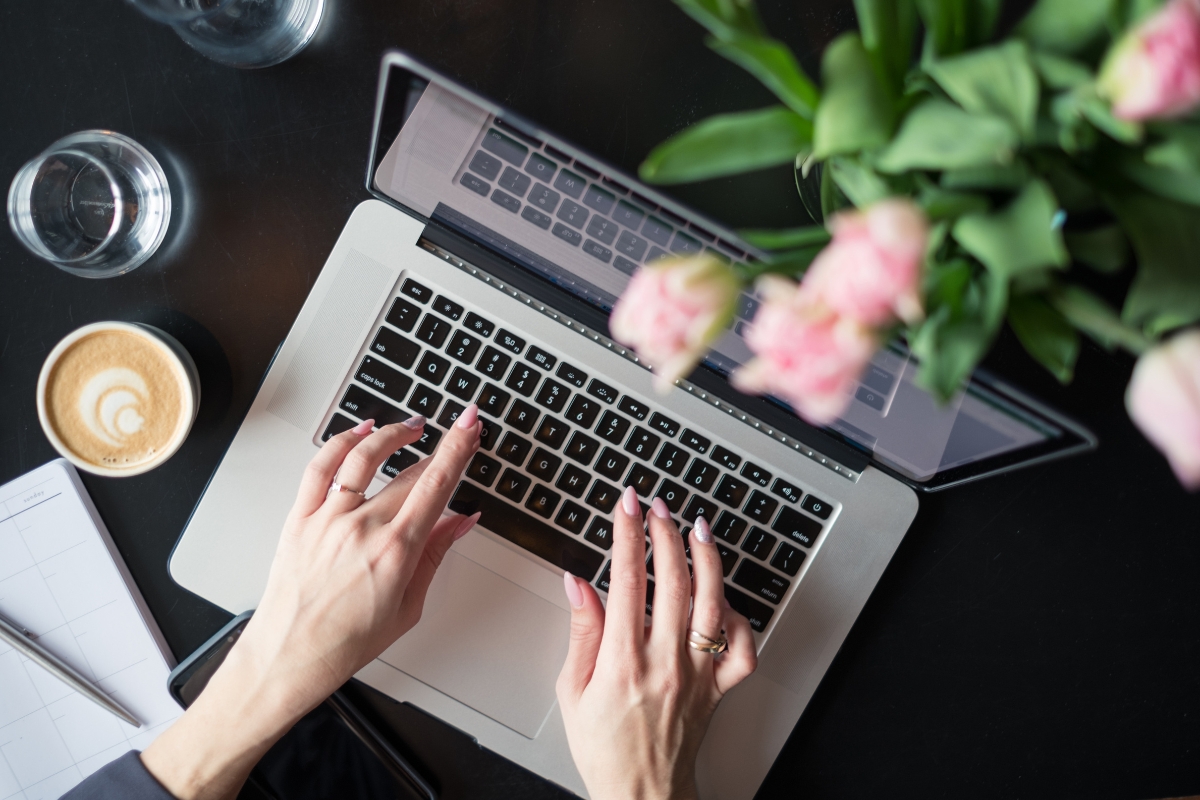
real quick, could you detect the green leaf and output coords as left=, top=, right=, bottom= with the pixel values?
left=1017, top=0, right=1113, bottom=54
left=739, top=226, right=832, bottom=249
left=1119, top=157, right=1200, bottom=206
left=639, top=106, right=812, bottom=184
left=1050, top=284, right=1151, bottom=353
left=876, top=100, right=1018, bottom=173
left=911, top=266, right=1008, bottom=399
left=1036, top=155, right=1102, bottom=212
left=1032, top=52, right=1094, bottom=89
left=940, top=161, right=1031, bottom=190
left=672, top=0, right=763, bottom=40
left=854, top=0, right=918, bottom=96
left=952, top=180, right=1069, bottom=277
left=915, top=0, right=1001, bottom=58
left=1144, top=123, right=1200, bottom=170
left=1051, top=88, right=1144, bottom=148
left=828, top=156, right=892, bottom=207
left=1063, top=225, right=1130, bottom=272
left=926, top=41, right=1040, bottom=141
left=813, top=34, right=895, bottom=158
left=918, top=185, right=990, bottom=219
left=1007, top=294, right=1081, bottom=382
left=708, top=33, right=820, bottom=119
left=820, top=160, right=851, bottom=218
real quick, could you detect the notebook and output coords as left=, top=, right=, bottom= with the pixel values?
left=0, top=459, right=181, bottom=800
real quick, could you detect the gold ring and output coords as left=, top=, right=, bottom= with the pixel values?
left=328, top=480, right=366, bottom=498
left=687, top=629, right=727, bottom=655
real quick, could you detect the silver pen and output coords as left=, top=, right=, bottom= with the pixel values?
left=0, top=610, right=141, bottom=728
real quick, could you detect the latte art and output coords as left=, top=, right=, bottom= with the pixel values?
left=80, top=368, right=149, bottom=446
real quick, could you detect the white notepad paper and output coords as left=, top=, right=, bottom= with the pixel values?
left=0, top=459, right=182, bottom=800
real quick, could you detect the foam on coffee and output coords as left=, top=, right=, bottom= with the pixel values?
left=43, top=329, right=186, bottom=469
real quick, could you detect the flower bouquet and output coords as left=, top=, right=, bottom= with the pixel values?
left=611, top=0, right=1200, bottom=488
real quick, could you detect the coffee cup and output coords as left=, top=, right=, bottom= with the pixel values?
left=36, top=322, right=200, bottom=477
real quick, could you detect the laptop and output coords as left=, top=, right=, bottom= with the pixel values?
left=170, top=51, right=1097, bottom=799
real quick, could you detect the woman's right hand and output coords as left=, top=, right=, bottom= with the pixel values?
left=556, top=487, right=758, bottom=800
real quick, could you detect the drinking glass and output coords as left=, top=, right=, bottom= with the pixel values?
left=8, top=131, right=172, bottom=279
left=128, top=0, right=325, bottom=68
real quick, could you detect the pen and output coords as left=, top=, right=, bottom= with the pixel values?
left=0, top=610, right=141, bottom=728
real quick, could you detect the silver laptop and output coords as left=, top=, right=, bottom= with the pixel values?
left=170, top=52, right=1096, bottom=799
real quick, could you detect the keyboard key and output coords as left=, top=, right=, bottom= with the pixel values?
left=595, top=447, right=630, bottom=481
left=625, top=464, right=659, bottom=497
left=382, top=449, right=421, bottom=478
left=710, top=445, right=741, bottom=471
left=412, top=425, right=442, bottom=455
left=553, top=169, right=586, bottom=199
left=480, top=128, right=529, bottom=165
left=717, top=543, right=738, bottom=576
left=679, top=429, right=710, bottom=454
left=556, top=464, right=591, bottom=497
left=648, top=412, right=679, bottom=438
left=655, top=479, right=688, bottom=513
left=468, top=150, right=502, bottom=180
left=564, top=431, right=600, bottom=465
left=585, top=518, right=614, bottom=549
left=682, top=495, right=719, bottom=524
left=583, top=184, right=616, bottom=214
left=491, top=189, right=521, bottom=213
left=725, top=585, right=773, bottom=632
left=565, top=396, right=602, bottom=428
left=615, top=230, right=648, bottom=260
left=446, top=368, right=480, bottom=403
left=586, top=480, right=621, bottom=513
left=744, top=490, right=779, bottom=524
left=741, top=462, right=772, bottom=487
left=407, top=384, right=443, bottom=417
left=713, top=511, right=748, bottom=545
left=527, top=448, right=562, bottom=481
left=613, top=200, right=645, bottom=230
left=613, top=256, right=639, bottom=276
left=495, top=329, right=525, bottom=354
left=642, top=216, right=673, bottom=246
left=495, top=469, right=531, bottom=502
left=647, top=246, right=670, bottom=264
left=466, top=452, right=502, bottom=487
left=369, top=327, right=420, bottom=369
left=322, top=413, right=356, bottom=441
left=683, top=460, right=719, bottom=493
left=524, top=152, right=557, bottom=182
left=801, top=493, right=833, bottom=519
left=415, top=315, right=452, bottom=348
left=771, top=542, right=806, bottom=576
left=415, top=351, right=451, bottom=386
left=402, top=279, right=433, bottom=304
left=670, top=231, right=702, bottom=254
left=528, top=184, right=560, bottom=213
left=526, top=484, right=561, bottom=519
left=586, top=216, right=619, bottom=245
left=535, top=416, right=569, bottom=449
left=556, top=362, right=588, bottom=388
left=356, top=356, right=413, bottom=404
left=625, top=427, right=660, bottom=460
left=771, top=478, right=802, bottom=504
left=497, top=432, right=533, bottom=466
left=436, top=400, right=466, bottom=429
left=476, top=383, right=511, bottom=417
left=534, top=379, right=570, bottom=412
left=595, top=410, right=631, bottom=444
left=505, top=364, right=540, bottom=397
left=619, top=396, right=649, bottom=420
left=385, top=297, right=421, bottom=332
left=525, top=346, right=557, bottom=371
left=478, top=418, right=501, bottom=451
left=586, top=379, right=618, bottom=405
left=463, top=312, right=494, bottom=338
left=522, top=206, right=552, bottom=229
left=583, top=240, right=613, bottom=263
left=444, top=331, right=482, bottom=364
left=741, top=526, right=777, bottom=560
left=499, top=166, right=532, bottom=197
left=449, top=482, right=604, bottom=580
left=340, top=385, right=410, bottom=427
left=476, top=346, right=511, bottom=379
left=556, top=501, right=590, bottom=534
left=552, top=223, right=582, bottom=246
left=773, top=506, right=822, bottom=547
left=713, top=475, right=749, bottom=508
left=432, top=295, right=464, bottom=321
left=556, top=200, right=589, bottom=228
left=733, top=560, right=790, bottom=605
left=653, top=443, right=688, bottom=477
left=460, top=172, right=489, bottom=196
left=856, top=385, right=886, bottom=410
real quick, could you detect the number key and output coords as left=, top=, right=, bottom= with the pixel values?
left=565, top=395, right=601, bottom=428
left=682, top=460, right=719, bottom=493
left=476, top=346, right=511, bottom=379
left=534, top=379, right=570, bottom=412
left=595, top=410, right=631, bottom=444
left=505, top=364, right=540, bottom=397
left=444, top=331, right=481, bottom=364
left=624, top=427, right=660, bottom=460
left=653, top=443, right=688, bottom=477
left=415, top=315, right=451, bottom=348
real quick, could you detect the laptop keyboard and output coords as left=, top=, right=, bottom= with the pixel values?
left=320, top=275, right=837, bottom=634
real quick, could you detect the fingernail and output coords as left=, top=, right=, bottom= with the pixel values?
left=563, top=572, right=584, bottom=608
left=650, top=497, right=671, bottom=520
left=352, top=419, right=374, bottom=435
left=453, top=511, right=481, bottom=541
left=402, top=415, right=426, bottom=429
left=456, top=403, right=479, bottom=429
left=694, top=516, right=714, bottom=544
left=724, top=598, right=732, bottom=609
left=621, top=485, right=640, bottom=517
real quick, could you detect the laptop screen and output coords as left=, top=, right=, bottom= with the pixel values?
left=367, top=54, right=1094, bottom=489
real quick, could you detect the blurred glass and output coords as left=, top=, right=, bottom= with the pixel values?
left=7, top=131, right=171, bottom=279
left=128, top=0, right=325, bottom=68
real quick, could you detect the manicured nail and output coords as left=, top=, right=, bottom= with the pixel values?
left=453, top=511, right=481, bottom=541
left=352, top=419, right=374, bottom=435
left=694, top=516, right=714, bottom=544
left=402, top=415, right=426, bottom=429
left=650, top=497, right=671, bottom=520
left=621, top=485, right=640, bottom=517
left=563, top=572, right=584, bottom=608
left=456, top=403, right=479, bottom=429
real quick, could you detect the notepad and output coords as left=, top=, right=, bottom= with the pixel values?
left=0, top=459, right=182, bottom=800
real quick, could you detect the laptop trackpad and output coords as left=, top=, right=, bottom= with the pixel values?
left=376, top=550, right=569, bottom=738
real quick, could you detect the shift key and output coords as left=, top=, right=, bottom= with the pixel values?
left=355, top=356, right=413, bottom=404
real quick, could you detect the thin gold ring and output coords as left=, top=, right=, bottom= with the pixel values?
left=687, top=629, right=728, bottom=655
left=328, top=471, right=367, bottom=497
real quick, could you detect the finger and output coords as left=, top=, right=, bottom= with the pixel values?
left=555, top=573, right=605, bottom=712
left=687, top=516, right=727, bottom=671
left=713, top=603, right=757, bottom=696
left=596, top=486, right=647, bottom=663
left=292, top=418, right=375, bottom=517
left=323, top=420, right=427, bottom=515
left=646, top=498, right=692, bottom=652
left=395, top=511, right=479, bottom=632
left=361, top=444, right=434, bottom=522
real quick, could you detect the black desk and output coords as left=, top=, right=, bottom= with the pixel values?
left=2, top=1, right=1198, bottom=797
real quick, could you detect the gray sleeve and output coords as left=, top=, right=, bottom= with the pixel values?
left=61, top=751, right=177, bottom=800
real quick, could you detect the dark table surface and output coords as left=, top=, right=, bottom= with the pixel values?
left=3, top=1, right=1199, bottom=797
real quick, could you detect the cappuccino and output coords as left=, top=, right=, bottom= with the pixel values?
left=38, top=323, right=197, bottom=475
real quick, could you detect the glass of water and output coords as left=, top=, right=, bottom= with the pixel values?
left=7, top=131, right=171, bottom=279
left=128, top=0, right=325, bottom=69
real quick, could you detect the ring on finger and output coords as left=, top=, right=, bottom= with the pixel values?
left=328, top=471, right=367, bottom=498
left=687, top=629, right=728, bottom=655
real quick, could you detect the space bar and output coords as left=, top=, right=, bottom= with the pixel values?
left=448, top=482, right=605, bottom=581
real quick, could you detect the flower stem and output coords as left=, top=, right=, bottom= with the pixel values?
left=1051, top=285, right=1153, bottom=355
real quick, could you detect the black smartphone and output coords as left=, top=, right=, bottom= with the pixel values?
left=168, top=612, right=437, bottom=800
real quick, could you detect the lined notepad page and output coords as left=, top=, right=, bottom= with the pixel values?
left=0, top=460, right=181, bottom=800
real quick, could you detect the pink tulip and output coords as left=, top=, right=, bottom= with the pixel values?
left=1099, top=0, right=1200, bottom=121
left=733, top=276, right=878, bottom=425
left=801, top=198, right=928, bottom=327
left=610, top=255, right=741, bottom=392
left=1126, top=329, right=1200, bottom=490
